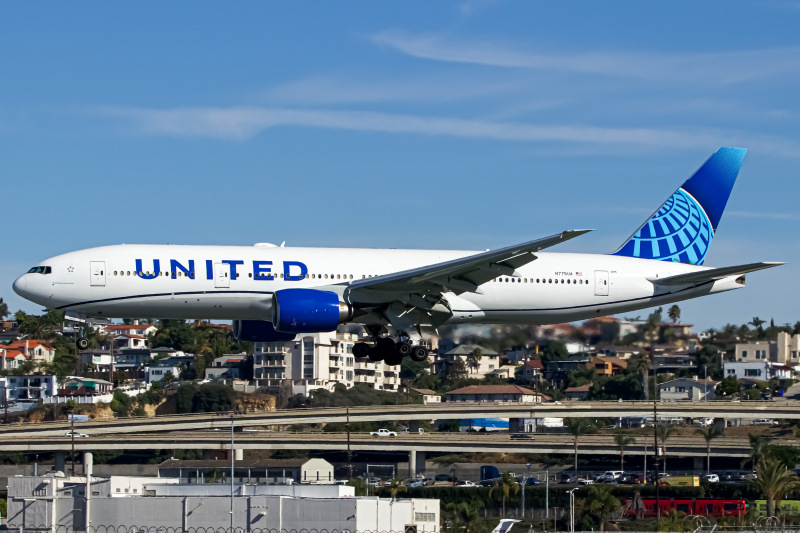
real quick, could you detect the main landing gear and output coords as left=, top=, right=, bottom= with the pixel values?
left=352, top=339, right=429, bottom=365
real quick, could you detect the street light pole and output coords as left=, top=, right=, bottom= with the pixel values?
left=230, top=411, right=235, bottom=533
left=567, top=488, right=577, bottom=533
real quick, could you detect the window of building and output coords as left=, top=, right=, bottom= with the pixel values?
left=742, top=350, right=748, bottom=358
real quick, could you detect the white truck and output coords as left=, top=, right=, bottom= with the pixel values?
left=370, top=429, right=397, bottom=437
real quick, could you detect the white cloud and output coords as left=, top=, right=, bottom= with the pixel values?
left=372, top=31, right=800, bottom=85
left=92, top=105, right=800, bottom=157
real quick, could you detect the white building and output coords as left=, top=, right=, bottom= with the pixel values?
left=735, top=333, right=800, bottom=366
left=146, top=364, right=181, bottom=383
left=7, top=468, right=440, bottom=532
left=3, top=373, right=58, bottom=401
left=254, top=331, right=402, bottom=394
left=724, top=361, right=772, bottom=381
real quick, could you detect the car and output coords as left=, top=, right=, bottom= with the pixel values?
left=366, top=477, right=381, bottom=487
left=619, top=473, right=642, bottom=484
left=752, top=419, right=779, bottom=426
left=480, top=479, right=497, bottom=487
left=369, top=429, right=397, bottom=437
left=403, top=427, right=425, bottom=434
left=64, top=431, right=88, bottom=438
left=579, top=478, right=594, bottom=485
left=602, top=470, right=624, bottom=482
left=525, top=477, right=541, bottom=486
left=703, top=474, right=720, bottom=483
left=406, top=479, right=425, bottom=488
left=510, top=433, right=533, bottom=440
left=560, top=473, right=578, bottom=484
left=455, top=480, right=479, bottom=488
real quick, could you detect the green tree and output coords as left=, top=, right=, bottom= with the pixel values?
left=695, top=425, right=723, bottom=474
left=0, top=297, right=9, bottom=320
left=109, top=390, right=135, bottom=417
left=716, top=376, right=739, bottom=398
left=566, top=418, right=597, bottom=471
left=749, top=434, right=769, bottom=469
left=751, top=455, right=800, bottom=516
left=587, top=485, right=621, bottom=532
left=667, top=305, right=681, bottom=324
left=657, top=424, right=676, bottom=473
left=489, top=472, right=519, bottom=518
left=614, top=431, right=636, bottom=471
left=749, top=317, right=766, bottom=340
left=658, top=509, right=687, bottom=532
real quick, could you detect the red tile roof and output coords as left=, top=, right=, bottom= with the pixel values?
left=523, top=359, right=543, bottom=370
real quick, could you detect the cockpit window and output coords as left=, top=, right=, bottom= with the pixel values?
left=27, top=266, right=52, bottom=274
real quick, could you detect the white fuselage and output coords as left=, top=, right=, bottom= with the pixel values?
left=12, top=244, right=744, bottom=325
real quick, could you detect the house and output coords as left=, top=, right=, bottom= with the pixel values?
left=205, top=354, right=247, bottom=380
left=446, top=384, right=551, bottom=403
left=589, top=356, right=627, bottom=376
left=102, top=324, right=158, bottom=337
left=146, top=364, right=181, bottom=383
left=0, top=340, right=55, bottom=364
left=410, top=388, right=441, bottom=404
left=544, top=357, right=591, bottom=383
left=435, top=344, right=500, bottom=379
left=60, top=377, right=113, bottom=397
left=658, top=377, right=717, bottom=401
left=110, top=334, right=147, bottom=350
left=565, top=383, right=592, bottom=400
left=515, top=358, right=543, bottom=384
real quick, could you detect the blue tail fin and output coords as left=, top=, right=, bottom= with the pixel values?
left=613, top=147, right=747, bottom=265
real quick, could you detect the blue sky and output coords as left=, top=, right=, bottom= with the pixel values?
left=2, top=1, right=798, bottom=331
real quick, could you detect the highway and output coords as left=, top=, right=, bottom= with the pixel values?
left=3, top=400, right=799, bottom=438
left=4, top=429, right=796, bottom=458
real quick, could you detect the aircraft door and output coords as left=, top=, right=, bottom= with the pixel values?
left=90, top=261, right=106, bottom=287
left=594, top=270, right=609, bottom=296
left=214, top=263, right=230, bottom=288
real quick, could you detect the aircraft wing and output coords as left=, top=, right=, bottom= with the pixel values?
left=346, top=229, right=591, bottom=301
left=648, top=261, right=784, bottom=286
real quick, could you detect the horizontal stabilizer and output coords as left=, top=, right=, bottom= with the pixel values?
left=648, top=262, right=784, bottom=286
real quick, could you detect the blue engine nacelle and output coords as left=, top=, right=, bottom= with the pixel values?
left=272, top=289, right=353, bottom=333
left=233, top=320, right=297, bottom=342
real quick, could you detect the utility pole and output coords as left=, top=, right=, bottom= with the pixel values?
left=545, top=470, right=549, bottom=521
left=230, top=411, right=235, bottom=533
left=70, top=407, right=75, bottom=476
left=346, top=406, right=353, bottom=480
left=653, top=399, right=660, bottom=518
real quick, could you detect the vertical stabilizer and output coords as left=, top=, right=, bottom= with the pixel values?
left=613, top=147, right=746, bottom=265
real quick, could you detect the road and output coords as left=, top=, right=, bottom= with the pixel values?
left=4, top=400, right=799, bottom=438
left=3, top=429, right=796, bottom=457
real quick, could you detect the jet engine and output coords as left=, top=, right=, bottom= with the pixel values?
left=272, top=288, right=353, bottom=333
left=233, top=320, right=297, bottom=342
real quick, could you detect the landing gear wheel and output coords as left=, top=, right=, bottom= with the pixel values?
left=368, top=347, right=384, bottom=362
left=76, top=337, right=89, bottom=350
left=376, top=337, right=396, bottom=356
left=353, top=342, right=370, bottom=358
left=410, top=345, right=429, bottom=362
left=397, top=341, right=412, bottom=357
left=385, top=353, right=403, bottom=366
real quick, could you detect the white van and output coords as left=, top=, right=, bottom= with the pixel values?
left=603, top=470, right=624, bottom=481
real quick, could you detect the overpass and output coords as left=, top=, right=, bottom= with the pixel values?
left=2, top=400, right=799, bottom=438
left=2, top=430, right=794, bottom=459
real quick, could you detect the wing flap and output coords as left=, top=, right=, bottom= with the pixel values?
left=648, top=262, right=784, bottom=286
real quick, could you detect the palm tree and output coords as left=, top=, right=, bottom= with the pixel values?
left=587, top=485, right=621, bottom=532
left=668, top=305, right=681, bottom=324
left=695, top=426, right=723, bottom=474
left=614, top=431, right=636, bottom=471
left=751, top=455, right=800, bottom=516
left=628, top=353, right=651, bottom=400
left=489, top=472, right=519, bottom=518
left=748, top=434, right=769, bottom=469
left=657, top=509, right=687, bottom=532
left=656, top=424, right=676, bottom=474
left=566, top=418, right=597, bottom=472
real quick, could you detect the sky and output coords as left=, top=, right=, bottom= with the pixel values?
left=1, top=1, right=798, bottom=331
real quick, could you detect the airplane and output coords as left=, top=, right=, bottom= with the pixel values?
left=13, top=147, right=782, bottom=365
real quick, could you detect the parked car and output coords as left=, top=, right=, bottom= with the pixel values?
left=618, top=473, right=643, bottom=484
left=703, top=474, right=720, bottom=483
left=480, top=479, right=497, bottom=487
left=510, top=433, right=533, bottom=440
left=455, top=480, right=479, bottom=488
left=525, top=477, right=541, bottom=486
left=579, top=478, right=594, bottom=485
left=602, top=470, right=624, bottom=482
left=560, top=473, right=578, bottom=484
left=64, top=431, right=88, bottom=438
left=403, top=427, right=425, bottom=434
left=366, top=477, right=381, bottom=487
left=370, top=429, right=397, bottom=437
left=406, top=479, right=425, bottom=488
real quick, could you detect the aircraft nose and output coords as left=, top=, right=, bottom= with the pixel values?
left=12, top=275, right=29, bottom=299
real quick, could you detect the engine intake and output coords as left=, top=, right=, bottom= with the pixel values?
left=272, top=288, right=353, bottom=333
